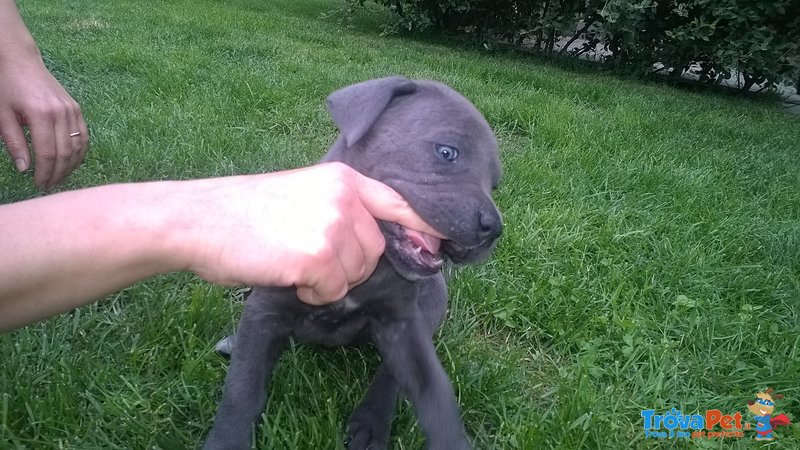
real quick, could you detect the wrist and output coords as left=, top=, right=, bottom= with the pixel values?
left=0, top=48, right=45, bottom=77
left=0, top=41, right=40, bottom=62
left=141, top=177, right=240, bottom=279
left=108, top=181, right=199, bottom=277
left=0, top=7, right=44, bottom=67
left=156, top=173, right=285, bottom=287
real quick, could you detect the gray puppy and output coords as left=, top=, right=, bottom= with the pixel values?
left=204, top=76, right=502, bottom=450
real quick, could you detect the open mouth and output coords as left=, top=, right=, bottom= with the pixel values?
left=381, top=220, right=496, bottom=278
left=397, top=226, right=444, bottom=271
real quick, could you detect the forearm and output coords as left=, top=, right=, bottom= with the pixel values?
left=0, top=182, right=191, bottom=331
left=0, top=0, right=42, bottom=65
left=0, top=164, right=443, bottom=330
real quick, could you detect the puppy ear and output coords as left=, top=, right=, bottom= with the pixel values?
left=326, top=76, right=417, bottom=147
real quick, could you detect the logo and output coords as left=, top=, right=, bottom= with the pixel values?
left=641, top=388, right=792, bottom=441
left=641, top=408, right=747, bottom=439
left=746, top=388, right=791, bottom=441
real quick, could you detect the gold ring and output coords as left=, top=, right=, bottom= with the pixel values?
left=69, top=131, right=81, bottom=137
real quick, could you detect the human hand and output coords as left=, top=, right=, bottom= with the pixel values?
left=0, top=57, right=89, bottom=189
left=176, top=162, right=444, bottom=305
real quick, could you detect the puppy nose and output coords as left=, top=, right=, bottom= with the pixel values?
left=478, top=209, right=502, bottom=241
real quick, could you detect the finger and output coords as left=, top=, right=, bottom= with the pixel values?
left=28, top=116, right=57, bottom=190
left=297, top=261, right=349, bottom=306
left=72, top=103, right=89, bottom=165
left=355, top=174, right=446, bottom=238
left=66, top=103, right=86, bottom=171
left=296, top=274, right=350, bottom=305
left=295, top=286, right=315, bottom=304
left=48, top=106, right=74, bottom=189
left=67, top=105, right=80, bottom=156
left=348, top=207, right=386, bottom=286
left=336, top=228, right=370, bottom=287
left=0, top=113, right=31, bottom=172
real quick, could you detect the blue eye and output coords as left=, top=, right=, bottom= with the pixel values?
left=436, top=144, right=459, bottom=161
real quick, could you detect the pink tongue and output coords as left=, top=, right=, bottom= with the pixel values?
left=405, top=229, right=441, bottom=254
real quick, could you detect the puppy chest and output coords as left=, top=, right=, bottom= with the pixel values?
left=294, top=295, right=373, bottom=346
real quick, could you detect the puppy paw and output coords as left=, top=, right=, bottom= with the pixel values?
left=344, top=415, right=390, bottom=450
left=428, top=434, right=472, bottom=450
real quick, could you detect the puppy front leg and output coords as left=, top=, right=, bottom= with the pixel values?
left=372, top=317, right=470, bottom=450
left=204, top=300, right=288, bottom=450
left=345, top=362, right=399, bottom=450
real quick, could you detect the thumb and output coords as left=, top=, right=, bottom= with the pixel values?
left=0, top=118, right=30, bottom=172
left=355, top=173, right=446, bottom=239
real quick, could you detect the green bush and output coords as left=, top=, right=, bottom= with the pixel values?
left=351, top=0, right=800, bottom=92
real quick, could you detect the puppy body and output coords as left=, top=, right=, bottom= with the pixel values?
left=204, top=77, right=501, bottom=450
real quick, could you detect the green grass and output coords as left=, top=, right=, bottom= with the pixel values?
left=2, top=0, right=799, bottom=448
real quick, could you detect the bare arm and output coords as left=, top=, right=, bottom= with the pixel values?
left=0, top=0, right=88, bottom=189
left=0, top=0, right=39, bottom=61
left=0, top=163, right=443, bottom=331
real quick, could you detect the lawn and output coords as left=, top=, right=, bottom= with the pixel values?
left=2, top=0, right=799, bottom=448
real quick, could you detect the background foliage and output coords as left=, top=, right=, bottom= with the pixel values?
left=354, top=0, right=800, bottom=92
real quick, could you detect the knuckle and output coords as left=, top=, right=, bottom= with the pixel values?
left=37, top=150, right=57, bottom=161
left=30, top=105, right=56, bottom=120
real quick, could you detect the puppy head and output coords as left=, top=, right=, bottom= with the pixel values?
left=324, top=76, right=502, bottom=280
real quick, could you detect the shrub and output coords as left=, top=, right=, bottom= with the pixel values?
left=350, top=0, right=800, bottom=92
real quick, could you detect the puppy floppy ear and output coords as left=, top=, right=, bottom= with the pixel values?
left=326, top=76, right=417, bottom=147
